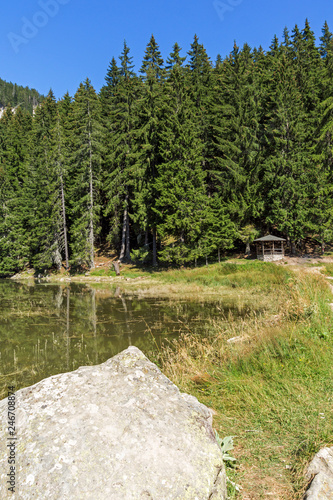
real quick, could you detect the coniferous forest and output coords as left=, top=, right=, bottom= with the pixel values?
left=0, top=78, right=43, bottom=114
left=1, top=20, right=333, bottom=275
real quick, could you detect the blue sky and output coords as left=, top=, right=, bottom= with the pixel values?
left=0, top=0, right=331, bottom=99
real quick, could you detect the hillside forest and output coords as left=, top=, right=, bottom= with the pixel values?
left=1, top=20, right=333, bottom=275
left=0, top=78, right=43, bottom=116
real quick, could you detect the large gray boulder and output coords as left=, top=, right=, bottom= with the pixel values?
left=304, top=447, right=333, bottom=499
left=0, top=347, right=226, bottom=499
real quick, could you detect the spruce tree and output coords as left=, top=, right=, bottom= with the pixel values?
left=103, top=42, right=140, bottom=262
left=262, top=35, right=312, bottom=249
left=153, top=61, right=207, bottom=264
left=133, top=35, right=165, bottom=265
left=29, top=90, right=66, bottom=271
left=69, top=80, right=103, bottom=269
left=0, top=107, right=33, bottom=274
left=186, top=35, right=212, bottom=182
left=208, top=43, right=263, bottom=237
left=319, top=21, right=333, bottom=59
left=165, top=42, right=186, bottom=71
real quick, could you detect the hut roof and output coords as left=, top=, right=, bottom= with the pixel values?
left=253, top=234, right=286, bottom=242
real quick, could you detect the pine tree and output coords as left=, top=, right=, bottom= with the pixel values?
left=195, top=194, right=235, bottom=264
left=0, top=107, right=33, bottom=274
left=186, top=34, right=212, bottom=108
left=165, top=42, right=186, bottom=71
left=140, top=35, right=165, bottom=80
left=133, top=35, right=165, bottom=265
left=69, top=80, right=103, bottom=269
left=101, top=57, right=121, bottom=101
left=291, top=21, right=323, bottom=119
left=319, top=21, right=333, bottom=59
left=29, top=90, right=66, bottom=271
left=262, top=35, right=313, bottom=250
left=52, top=108, right=70, bottom=269
left=314, top=60, right=333, bottom=249
left=153, top=62, right=207, bottom=264
left=186, top=35, right=212, bottom=182
left=208, top=43, right=263, bottom=236
left=103, top=42, right=140, bottom=262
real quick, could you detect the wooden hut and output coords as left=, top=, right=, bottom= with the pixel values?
left=253, top=235, right=286, bottom=262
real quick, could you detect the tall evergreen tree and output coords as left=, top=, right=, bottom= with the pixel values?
left=29, top=90, right=66, bottom=270
left=133, top=35, right=165, bottom=265
left=262, top=37, right=313, bottom=249
left=153, top=61, right=207, bottom=264
left=208, top=43, right=263, bottom=237
left=70, top=80, right=103, bottom=269
left=165, top=42, right=186, bottom=71
left=0, top=107, right=33, bottom=274
left=103, top=42, right=140, bottom=261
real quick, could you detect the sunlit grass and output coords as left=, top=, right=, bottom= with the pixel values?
left=153, top=271, right=333, bottom=499
left=89, top=268, right=114, bottom=277
left=320, top=262, right=333, bottom=276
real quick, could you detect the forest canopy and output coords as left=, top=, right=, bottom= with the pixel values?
left=1, top=19, right=333, bottom=275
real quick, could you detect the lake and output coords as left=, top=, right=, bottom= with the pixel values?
left=0, top=279, right=256, bottom=398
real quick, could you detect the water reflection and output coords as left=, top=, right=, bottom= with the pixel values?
left=0, top=280, right=256, bottom=398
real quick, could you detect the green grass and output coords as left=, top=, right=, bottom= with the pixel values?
left=89, top=268, right=115, bottom=277
left=156, top=269, right=333, bottom=499
left=320, top=262, right=333, bottom=276
left=157, top=260, right=292, bottom=289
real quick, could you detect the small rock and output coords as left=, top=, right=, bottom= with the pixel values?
left=227, top=335, right=250, bottom=343
left=304, top=447, right=333, bottom=499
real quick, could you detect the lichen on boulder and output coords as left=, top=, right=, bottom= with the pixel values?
left=0, top=346, right=226, bottom=499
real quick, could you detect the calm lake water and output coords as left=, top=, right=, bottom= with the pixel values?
left=0, top=279, right=256, bottom=398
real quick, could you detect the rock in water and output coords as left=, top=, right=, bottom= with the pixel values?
left=0, top=347, right=226, bottom=499
left=304, top=447, right=333, bottom=499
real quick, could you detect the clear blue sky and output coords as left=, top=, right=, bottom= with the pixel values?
left=0, top=0, right=331, bottom=99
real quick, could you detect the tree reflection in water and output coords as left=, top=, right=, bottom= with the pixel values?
left=0, top=280, right=258, bottom=399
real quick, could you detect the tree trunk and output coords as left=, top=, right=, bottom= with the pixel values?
left=91, top=289, right=98, bottom=364
left=245, top=241, right=251, bottom=255
left=56, top=116, right=69, bottom=270
left=65, top=286, right=70, bottom=370
left=60, top=170, right=69, bottom=270
left=119, top=205, right=127, bottom=262
left=286, top=235, right=290, bottom=255
left=152, top=227, right=157, bottom=266
left=125, top=207, right=131, bottom=262
left=291, top=240, right=296, bottom=255
left=88, top=104, right=95, bottom=269
left=112, top=261, right=120, bottom=276
left=218, top=247, right=221, bottom=263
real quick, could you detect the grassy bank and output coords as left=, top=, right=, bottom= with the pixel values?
left=148, top=262, right=333, bottom=499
